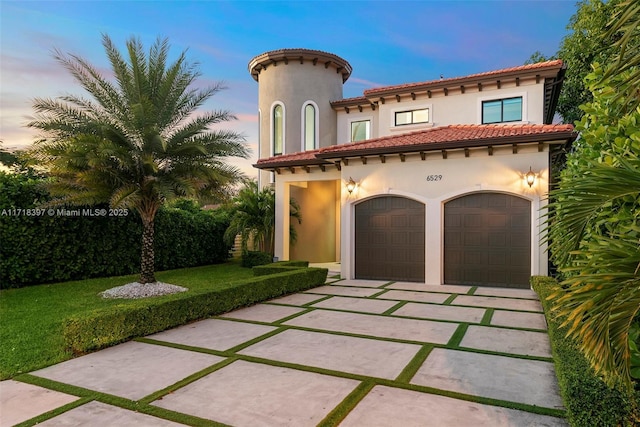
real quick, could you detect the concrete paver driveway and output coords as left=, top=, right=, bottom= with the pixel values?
left=1, top=278, right=566, bottom=426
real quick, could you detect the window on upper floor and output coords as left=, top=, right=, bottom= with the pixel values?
left=482, top=97, right=522, bottom=124
left=395, top=108, right=429, bottom=126
left=273, top=104, right=284, bottom=155
left=303, top=103, right=317, bottom=151
left=351, top=120, right=370, bottom=142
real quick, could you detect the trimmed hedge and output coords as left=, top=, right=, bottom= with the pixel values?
left=252, top=260, right=310, bottom=276
left=0, top=173, right=231, bottom=288
left=531, top=276, right=640, bottom=426
left=64, top=266, right=328, bottom=354
left=241, top=250, right=273, bottom=268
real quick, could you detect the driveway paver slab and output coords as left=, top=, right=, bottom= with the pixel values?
left=411, top=348, right=564, bottom=409
left=388, top=283, right=472, bottom=294
left=376, top=290, right=450, bottom=304
left=339, top=385, right=567, bottom=426
left=305, top=285, right=381, bottom=297
left=38, top=401, right=182, bottom=426
left=460, top=325, right=552, bottom=357
left=452, top=295, right=543, bottom=312
left=473, top=287, right=539, bottom=299
left=0, top=380, right=79, bottom=427
left=147, top=318, right=276, bottom=351
left=239, top=329, right=421, bottom=379
left=393, top=302, right=486, bottom=323
left=220, top=304, right=305, bottom=323
left=32, top=341, right=223, bottom=400
left=311, top=296, right=398, bottom=314
left=331, top=279, right=388, bottom=288
left=269, top=293, right=326, bottom=306
left=153, top=360, right=358, bottom=427
left=491, top=310, right=548, bottom=330
left=285, top=310, right=458, bottom=344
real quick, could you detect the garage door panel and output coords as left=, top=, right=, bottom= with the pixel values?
left=464, top=214, right=483, bottom=227
left=445, top=193, right=530, bottom=288
left=355, top=196, right=425, bottom=282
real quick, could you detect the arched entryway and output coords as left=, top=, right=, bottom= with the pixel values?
left=444, top=192, right=531, bottom=288
left=354, top=196, right=425, bottom=282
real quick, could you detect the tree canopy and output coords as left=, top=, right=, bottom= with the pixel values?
left=28, top=34, right=249, bottom=284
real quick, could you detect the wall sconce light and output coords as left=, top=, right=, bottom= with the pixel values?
left=346, top=177, right=357, bottom=194
left=525, top=167, right=536, bottom=188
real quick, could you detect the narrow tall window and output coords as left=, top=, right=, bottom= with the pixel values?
left=273, top=104, right=283, bottom=155
left=304, top=104, right=316, bottom=150
left=482, top=97, right=522, bottom=124
left=351, top=120, right=370, bottom=142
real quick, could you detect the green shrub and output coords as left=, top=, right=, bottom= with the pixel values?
left=531, top=276, right=640, bottom=426
left=241, top=251, right=273, bottom=268
left=64, top=267, right=328, bottom=354
left=252, top=260, right=310, bottom=276
left=0, top=173, right=231, bottom=288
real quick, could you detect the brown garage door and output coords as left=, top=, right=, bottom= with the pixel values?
left=355, top=196, right=425, bottom=282
left=444, top=193, right=531, bottom=288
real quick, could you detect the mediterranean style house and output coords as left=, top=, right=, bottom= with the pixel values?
left=249, top=48, right=577, bottom=288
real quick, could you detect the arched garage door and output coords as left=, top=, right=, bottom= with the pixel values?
left=355, top=196, right=425, bottom=282
left=444, top=193, right=531, bottom=288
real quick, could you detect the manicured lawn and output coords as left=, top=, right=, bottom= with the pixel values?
left=0, top=262, right=254, bottom=380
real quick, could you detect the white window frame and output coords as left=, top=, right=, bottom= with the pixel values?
left=348, top=116, right=373, bottom=142
left=301, top=100, right=319, bottom=151
left=477, top=92, right=528, bottom=125
left=270, top=101, right=285, bottom=156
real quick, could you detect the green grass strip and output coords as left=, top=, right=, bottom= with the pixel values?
left=14, top=396, right=92, bottom=427
left=395, top=345, right=433, bottom=383
left=446, top=323, right=469, bottom=347
left=272, top=307, right=314, bottom=325
left=368, top=289, right=391, bottom=298
left=467, top=286, right=479, bottom=295
left=317, top=380, right=375, bottom=427
left=442, top=294, right=458, bottom=305
left=15, top=374, right=228, bottom=426
left=480, top=308, right=494, bottom=325
left=382, top=300, right=408, bottom=315
left=138, top=357, right=238, bottom=404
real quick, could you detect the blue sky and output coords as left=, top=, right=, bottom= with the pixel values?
left=0, top=0, right=578, bottom=177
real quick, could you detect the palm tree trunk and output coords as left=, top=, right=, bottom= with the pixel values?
left=140, top=217, right=156, bottom=284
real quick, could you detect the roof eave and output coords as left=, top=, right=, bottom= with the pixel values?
left=316, top=132, right=578, bottom=160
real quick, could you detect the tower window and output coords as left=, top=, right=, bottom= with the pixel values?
left=303, top=103, right=317, bottom=150
left=273, top=104, right=284, bottom=155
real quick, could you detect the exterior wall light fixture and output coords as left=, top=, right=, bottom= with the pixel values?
left=346, top=177, right=357, bottom=194
left=525, top=167, right=536, bottom=188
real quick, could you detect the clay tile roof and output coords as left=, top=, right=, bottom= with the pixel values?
left=330, top=96, right=370, bottom=107
left=254, top=124, right=577, bottom=169
left=316, top=124, right=576, bottom=158
left=362, top=59, right=564, bottom=97
left=254, top=149, right=332, bottom=168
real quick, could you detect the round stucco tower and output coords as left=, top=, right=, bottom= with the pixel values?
left=249, top=48, right=352, bottom=186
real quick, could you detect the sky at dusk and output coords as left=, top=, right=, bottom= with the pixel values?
left=1, top=0, right=578, bottom=178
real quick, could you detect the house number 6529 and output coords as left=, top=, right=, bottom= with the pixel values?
left=426, top=175, right=443, bottom=181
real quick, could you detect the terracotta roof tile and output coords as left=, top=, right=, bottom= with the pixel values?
left=317, top=124, right=576, bottom=158
left=254, top=149, right=331, bottom=167
left=362, top=60, right=564, bottom=96
left=254, top=124, right=576, bottom=169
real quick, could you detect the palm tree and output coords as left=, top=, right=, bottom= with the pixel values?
left=28, top=34, right=249, bottom=284
left=604, top=0, right=640, bottom=112
left=547, top=157, right=640, bottom=390
left=224, top=180, right=301, bottom=256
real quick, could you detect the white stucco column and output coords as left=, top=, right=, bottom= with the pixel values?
left=425, top=201, right=442, bottom=285
left=274, top=181, right=290, bottom=261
